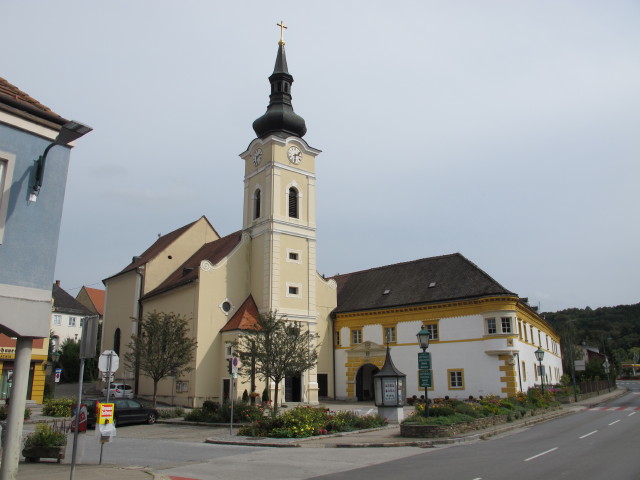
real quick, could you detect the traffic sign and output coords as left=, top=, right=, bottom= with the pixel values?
left=418, top=352, right=431, bottom=370
left=54, top=368, right=62, bottom=383
left=231, top=356, right=239, bottom=374
left=418, top=369, right=432, bottom=388
left=98, top=350, right=119, bottom=373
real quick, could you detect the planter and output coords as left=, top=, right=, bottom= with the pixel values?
left=22, top=445, right=66, bottom=463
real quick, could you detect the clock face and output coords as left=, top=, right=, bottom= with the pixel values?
left=288, top=146, right=302, bottom=165
left=252, top=148, right=263, bottom=167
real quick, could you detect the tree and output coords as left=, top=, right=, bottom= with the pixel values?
left=123, top=311, right=197, bottom=408
left=234, top=311, right=319, bottom=416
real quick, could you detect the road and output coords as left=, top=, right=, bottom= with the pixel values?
left=312, top=381, right=640, bottom=480
left=47, top=382, right=640, bottom=480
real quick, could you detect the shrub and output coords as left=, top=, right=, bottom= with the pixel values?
left=23, top=422, right=67, bottom=447
left=158, top=407, right=185, bottom=419
left=43, top=398, right=73, bottom=417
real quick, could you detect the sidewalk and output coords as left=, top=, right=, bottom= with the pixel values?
left=13, top=388, right=627, bottom=479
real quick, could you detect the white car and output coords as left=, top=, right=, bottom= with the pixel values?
left=101, top=383, right=134, bottom=399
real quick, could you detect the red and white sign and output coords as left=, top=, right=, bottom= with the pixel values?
left=98, top=403, right=114, bottom=424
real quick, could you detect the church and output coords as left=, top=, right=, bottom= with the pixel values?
left=101, top=28, right=562, bottom=408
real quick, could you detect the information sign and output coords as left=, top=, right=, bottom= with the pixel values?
left=418, top=369, right=432, bottom=388
left=418, top=352, right=431, bottom=370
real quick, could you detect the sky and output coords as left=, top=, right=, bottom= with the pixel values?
left=2, top=1, right=639, bottom=313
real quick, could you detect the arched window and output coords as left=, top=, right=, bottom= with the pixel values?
left=288, top=187, right=299, bottom=218
left=114, top=328, right=121, bottom=356
left=254, top=189, right=261, bottom=219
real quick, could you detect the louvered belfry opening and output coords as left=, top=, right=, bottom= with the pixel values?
left=288, top=187, right=298, bottom=218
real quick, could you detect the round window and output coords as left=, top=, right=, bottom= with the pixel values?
left=221, top=301, right=231, bottom=313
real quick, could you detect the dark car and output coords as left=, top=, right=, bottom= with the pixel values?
left=85, top=398, right=158, bottom=428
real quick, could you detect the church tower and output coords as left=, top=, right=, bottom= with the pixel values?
left=239, top=24, right=331, bottom=403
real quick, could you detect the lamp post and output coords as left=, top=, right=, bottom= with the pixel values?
left=416, top=327, right=431, bottom=417
left=534, top=347, right=545, bottom=394
left=603, top=360, right=611, bottom=392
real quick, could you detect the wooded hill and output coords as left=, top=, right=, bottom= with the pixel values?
left=544, top=303, right=640, bottom=374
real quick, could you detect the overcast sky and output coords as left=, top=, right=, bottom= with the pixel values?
left=3, top=1, right=638, bottom=313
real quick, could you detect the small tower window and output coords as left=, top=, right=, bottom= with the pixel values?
left=288, top=187, right=299, bottom=218
left=254, top=189, right=261, bottom=220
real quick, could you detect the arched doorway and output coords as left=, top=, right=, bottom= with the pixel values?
left=355, top=364, right=379, bottom=401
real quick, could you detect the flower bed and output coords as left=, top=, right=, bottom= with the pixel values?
left=238, top=406, right=387, bottom=438
left=401, top=389, right=558, bottom=438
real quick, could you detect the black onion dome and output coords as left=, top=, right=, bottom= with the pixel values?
left=252, top=43, right=307, bottom=139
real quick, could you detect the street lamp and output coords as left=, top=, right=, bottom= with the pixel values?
left=416, top=327, right=431, bottom=417
left=30, top=120, right=92, bottom=202
left=534, top=347, right=545, bottom=393
left=603, top=360, right=611, bottom=392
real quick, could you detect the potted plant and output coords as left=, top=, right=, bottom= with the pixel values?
left=22, top=421, right=68, bottom=463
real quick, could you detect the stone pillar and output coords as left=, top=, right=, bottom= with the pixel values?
left=0, top=337, right=33, bottom=480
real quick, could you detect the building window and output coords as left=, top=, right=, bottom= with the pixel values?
left=384, top=326, right=396, bottom=343
left=286, top=283, right=301, bottom=297
left=80, top=318, right=85, bottom=327
left=335, top=331, right=340, bottom=346
left=351, top=329, right=362, bottom=345
left=53, top=315, right=61, bottom=326
left=114, top=328, right=121, bottom=355
left=530, top=326, right=534, bottom=342
left=287, top=249, right=301, bottom=263
left=521, top=361, right=527, bottom=381
left=0, top=154, right=16, bottom=244
left=225, top=342, right=233, bottom=358
left=501, top=317, right=512, bottom=334
left=487, top=318, right=497, bottom=334
left=423, top=323, right=438, bottom=340
left=448, top=369, right=464, bottom=389
left=68, top=317, right=76, bottom=327
left=523, top=322, right=529, bottom=342
left=288, top=187, right=299, bottom=218
left=253, top=189, right=261, bottom=219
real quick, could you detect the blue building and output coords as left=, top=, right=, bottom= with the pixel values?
left=0, top=76, right=91, bottom=476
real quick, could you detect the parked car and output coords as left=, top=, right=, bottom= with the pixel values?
left=101, top=383, right=134, bottom=399
left=86, top=398, right=158, bottom=428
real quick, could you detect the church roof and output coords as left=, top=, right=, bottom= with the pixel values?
left=142, top=230, right=243, bottom=300
left=0, top=76, right=66, bottom=126
left=106, top=217, right=219, bottom=282
left=331, top=253, right=516, bottom=314
left=52, top=283, right=93, bottom=316
left=252, top=42, right=307, bottom=139
left=220, top=295, right=260, bottom=332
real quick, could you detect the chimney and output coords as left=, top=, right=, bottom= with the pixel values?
left=55, top=280, right=60, bottom=287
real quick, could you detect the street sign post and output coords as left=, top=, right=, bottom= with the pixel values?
left=418, top=369, right=432, bottom=388
left=54, top=368, right=62, bottom=383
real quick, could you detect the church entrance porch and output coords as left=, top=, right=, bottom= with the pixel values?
left=355, top=364, right=378, bottom=401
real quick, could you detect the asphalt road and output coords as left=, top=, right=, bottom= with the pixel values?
left=311, top=381, right=640, bottom=480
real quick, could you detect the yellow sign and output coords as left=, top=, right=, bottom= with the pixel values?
left=98, top=403, right=114, bottom=424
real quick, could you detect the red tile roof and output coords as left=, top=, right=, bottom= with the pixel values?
left=0, top=76, right=65, bottom=125
left=220, top=295, right=261, bottom=332
left=82, top=287, right=105, bottom=316
left=141, top=230, right=243, bottom=300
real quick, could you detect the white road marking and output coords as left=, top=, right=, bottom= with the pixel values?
left=579, top=430, right=598, bottom=439
left=524, top=447, right=558, bottom=462
left=608, top=420, right=621, bottom=426
left=629, top=412, right=636, bottom=417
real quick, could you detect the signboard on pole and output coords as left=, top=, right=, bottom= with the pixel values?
left=418, top=352, right=431, bottom=370
left=98, top=351, right=119, bottom=374
left=418, top=369, right=432, bottom=388
left=54, top=368, right=62, bottom=383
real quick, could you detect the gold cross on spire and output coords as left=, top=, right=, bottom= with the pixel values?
left=277, top=20, right=288, bottom=45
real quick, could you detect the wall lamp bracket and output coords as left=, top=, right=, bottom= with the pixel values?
left=30, top=120, right=92, bottom=202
